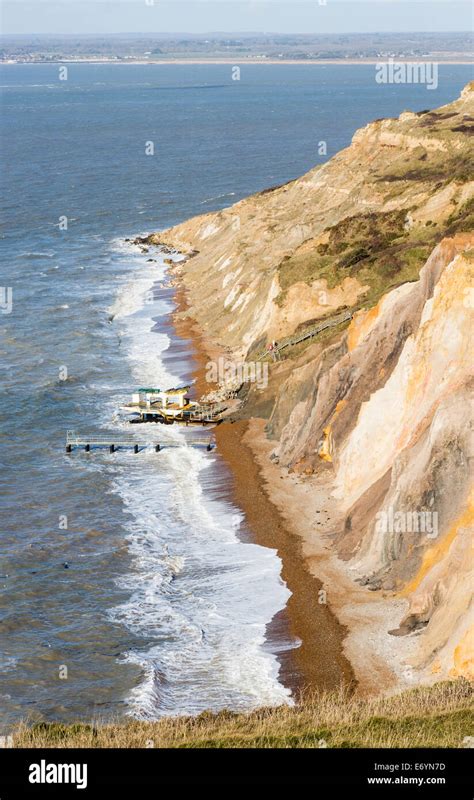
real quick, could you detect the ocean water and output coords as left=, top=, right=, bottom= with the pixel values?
left=0, top=63, right=471, bottom=724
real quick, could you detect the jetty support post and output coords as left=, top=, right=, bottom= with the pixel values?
left=66, top=444, right=72, bottom=454
left=134, top=444, right=139, bottom=454
left=85, top=444, right=90, bottom=452
left=110, top=444, right=115, bottom=453
left=155, top=444, right=161, bottom=452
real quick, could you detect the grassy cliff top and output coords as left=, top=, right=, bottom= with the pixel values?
left=12, top=680, right=474, bottom=749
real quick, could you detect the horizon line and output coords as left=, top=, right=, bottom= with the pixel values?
left=1, top=29, right=471, bottom=36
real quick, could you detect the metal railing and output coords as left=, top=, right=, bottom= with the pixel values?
left=255, top=309, right=353, bottom=361
left=65, top=431, right=215, bottom=449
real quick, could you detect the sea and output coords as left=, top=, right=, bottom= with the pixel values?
left=0, top=63, right=471, bottom=724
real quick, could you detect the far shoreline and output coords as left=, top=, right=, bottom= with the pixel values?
left=2, top=58, right=473, bottom=66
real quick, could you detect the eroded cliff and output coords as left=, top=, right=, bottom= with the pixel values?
left=153, top=85, right=474, bottom=689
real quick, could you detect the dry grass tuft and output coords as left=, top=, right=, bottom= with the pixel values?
left=11, top=680, right=474, bottom=749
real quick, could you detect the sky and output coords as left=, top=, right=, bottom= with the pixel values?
left=1, top=0, right=473, bottom=36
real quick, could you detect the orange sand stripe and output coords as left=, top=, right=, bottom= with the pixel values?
left=400, top=494, right=474, bottom=597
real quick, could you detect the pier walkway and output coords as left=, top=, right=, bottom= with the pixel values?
left=65, top=431, right=215, bottom=453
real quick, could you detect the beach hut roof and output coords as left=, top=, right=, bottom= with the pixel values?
left=137, top=386, right=190, bottom=395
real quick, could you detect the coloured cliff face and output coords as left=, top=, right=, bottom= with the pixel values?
left=153, top=84, right=474, bottom=360
left=154, top=84, right=474, bottom=687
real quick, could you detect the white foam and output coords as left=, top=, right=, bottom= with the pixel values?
left=109, top=450, right=292, bottom=718
left=109, top=259, right=167, bottom=320
left=107, top=241, right=293, bottom=718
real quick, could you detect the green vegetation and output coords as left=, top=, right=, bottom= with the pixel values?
left=12, top=681, right=473, bottom=749
left=379, top=151, right=473, bottom=184
left=445, top=196, right=474, bottom=234
left=276, top=191, right=473, bottom=312
left=272, top=313, right=353, bottom=361
left=274, top=100, right=472, bottom=313
left=276, top=209, right=427, bottom=307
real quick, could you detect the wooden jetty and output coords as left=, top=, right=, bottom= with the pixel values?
left=65, top=430, right=215, bottom=454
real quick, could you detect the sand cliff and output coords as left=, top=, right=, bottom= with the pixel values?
left=154, top=85, right=473, bottom=692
